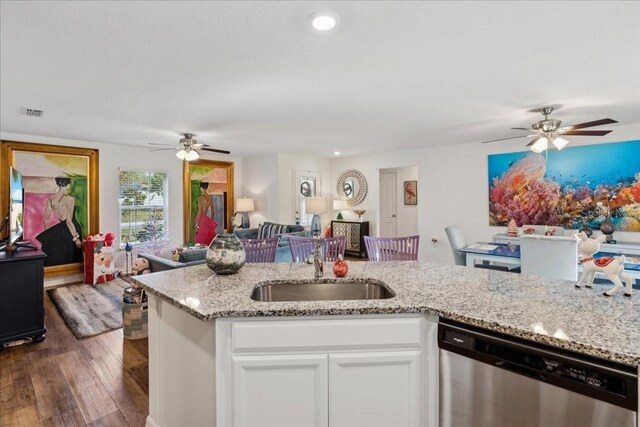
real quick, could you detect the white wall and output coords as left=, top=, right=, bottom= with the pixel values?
left=241, top=152, right=331, bottom=228
left=330, top=125, right=640, bottom=264
left=380, top=166, right=419, bottom=237
left=1, top=131, right=244, bottom=283
left=242, top=153, right=279, bottom=228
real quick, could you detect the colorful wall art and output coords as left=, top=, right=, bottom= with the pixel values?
left=1, top=141, right=99, bottom=276
left=488, top=140, right=640, bottom=231
left=183, top=160, right=234, bottom=244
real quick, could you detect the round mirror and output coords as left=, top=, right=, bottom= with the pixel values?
left=336, top=169, right=368, bottom=206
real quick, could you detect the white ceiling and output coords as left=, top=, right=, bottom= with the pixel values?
left=1, top=1, right=639, bottom=158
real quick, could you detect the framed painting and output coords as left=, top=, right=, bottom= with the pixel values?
left=488, top=139, right=640, bottom=231
left=183, top=159, right=234, bottom=244
left=0, top=140, right=100, bottom=277
left=404, top=180, right=417, bottom=205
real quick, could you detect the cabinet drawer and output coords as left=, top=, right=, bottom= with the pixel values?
left=231, top=317, right=422, bottom=353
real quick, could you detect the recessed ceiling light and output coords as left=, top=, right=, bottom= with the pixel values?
left=333, top=151, right=341, bottom=156
left=309, top=11, right=340, bottom=31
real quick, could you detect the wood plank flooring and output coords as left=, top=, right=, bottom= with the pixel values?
left=0, top=294, right=149, bottom=427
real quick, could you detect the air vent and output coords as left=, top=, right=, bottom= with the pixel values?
left=20, top=107, right=44, bottom=117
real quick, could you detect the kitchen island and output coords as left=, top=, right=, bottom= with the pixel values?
left=133, top=261, right=640, bottom=427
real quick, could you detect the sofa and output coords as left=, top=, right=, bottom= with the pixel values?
left=233, top=222, right=311, bottom=263
left=138, top=222, right=308, bottom=271
left=138, top=247, right=208, bottom=272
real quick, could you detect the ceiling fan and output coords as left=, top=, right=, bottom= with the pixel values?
left=148, top=133, right=230, bottom=161
left=480, top=107, right=617, bottom=153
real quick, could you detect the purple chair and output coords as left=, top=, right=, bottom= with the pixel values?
left=364, top=235, right=420, bottom=261
left=289, top=236, right=346, bottom=263
left=240, top=237, right=279, bottom=263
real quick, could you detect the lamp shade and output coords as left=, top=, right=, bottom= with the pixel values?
left=236, top=198, right=255, bottom=212
left=306, top=197, right=327, bottom=215
left=333, top=200, right=349, bottom=210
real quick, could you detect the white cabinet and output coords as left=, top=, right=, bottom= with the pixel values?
left=232, top=354, right=328, bottom=427
left=329, top=351, right=421, bottom=427
left=217, top=315, right=428, bottom=427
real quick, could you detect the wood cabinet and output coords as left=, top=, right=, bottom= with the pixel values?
left=329, top=351, right=420, bottom=427
left=232, top=354, right=328, bottom=427
left=0, top=250, right=46, bottom=348
left=217, top=315, right=426, bottom=426
left=331, top=220, right=369, bottom=258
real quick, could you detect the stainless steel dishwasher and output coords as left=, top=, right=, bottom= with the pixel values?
left=439, top=321, right=638, bottom=427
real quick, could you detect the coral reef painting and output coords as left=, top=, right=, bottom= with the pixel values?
left=488, top=140, right=640, bottom=231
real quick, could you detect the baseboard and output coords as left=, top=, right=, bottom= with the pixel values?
left=145, top=415, right=159, bottom=427
left=44, top=273, right=84, bottom=288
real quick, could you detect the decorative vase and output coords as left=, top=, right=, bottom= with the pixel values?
left=600, top=218, right=616, bottom=243
left=507, top=219, right=518, bottom=236
left=206, top=233, right=246, bottom=275
left=333, top=255, right=348, bottom=277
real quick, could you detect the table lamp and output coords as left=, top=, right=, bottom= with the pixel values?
left=306, top=197, right=327, bottom=236
left=333, top=200, right=348, bottom=220
left=235, top=198, right=255, bottom=229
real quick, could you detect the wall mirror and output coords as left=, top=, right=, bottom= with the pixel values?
left=336, top=169, right=368, bottom=206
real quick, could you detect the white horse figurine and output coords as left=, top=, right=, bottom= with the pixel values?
left=575, top=232, right=632, bottom=297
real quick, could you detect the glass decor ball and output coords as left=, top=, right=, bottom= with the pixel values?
left=600, top=218, right=615, bottom=236
left=333, top=255, right=349, bottom=278
left=206, top=233, right=246, bottom=275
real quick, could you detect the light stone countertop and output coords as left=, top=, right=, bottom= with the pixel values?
left=132, top=261, right=640, bottom=367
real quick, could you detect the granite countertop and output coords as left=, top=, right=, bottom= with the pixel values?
left=132, top=261, right=640, bottom=367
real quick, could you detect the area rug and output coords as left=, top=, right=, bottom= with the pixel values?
left=47, top=279, right=128, bottom=339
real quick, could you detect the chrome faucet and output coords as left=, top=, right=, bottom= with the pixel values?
left=314, top=237, right=323, bottom=278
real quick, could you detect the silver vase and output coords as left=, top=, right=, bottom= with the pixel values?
left=206, top=233, right=246, bottom=274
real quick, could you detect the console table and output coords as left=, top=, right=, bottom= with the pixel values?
left=331, top=220, right=369, bottom=258
left=0, top=250, right=47, bottom=348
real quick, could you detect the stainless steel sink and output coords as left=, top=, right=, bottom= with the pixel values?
left=251, top=280, right=394, bottom=302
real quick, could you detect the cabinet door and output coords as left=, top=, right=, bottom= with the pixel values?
left=0, top=258, right=44, bottom=340
left=329, top=351, right=420, bottom=427
left=232, top=354, right=328, bottom=427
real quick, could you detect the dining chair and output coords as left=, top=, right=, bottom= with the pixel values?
left=364, top=235, right=420, bottom=261
left=520, top=235, right=578, bottom=281
left=240, top=237, right=280, bottom=263
left=444, top=226, right=467, bottom=266
left=289, top=236, right=346, bottom=263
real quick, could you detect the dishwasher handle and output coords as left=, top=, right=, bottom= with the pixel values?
left=495, top=360, right=546, bottom=382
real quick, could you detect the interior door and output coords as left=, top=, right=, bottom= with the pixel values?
left=379, top=171, right=397, bottom=237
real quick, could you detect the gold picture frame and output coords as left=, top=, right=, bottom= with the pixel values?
left=183, top=159, right=234, bottom=244
left=1, top=140, right=100, bottom=277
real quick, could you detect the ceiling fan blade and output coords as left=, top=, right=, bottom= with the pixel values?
left=562, top=118, right=617, bottom=131
left=148, top=142, right=177, bottom=147
left=480, top=135, right=528, bottom=144
left=510, top=127, right=532, bottom=131
left=559, top=130, right=612, bottom=136
left=149, top=148, right=178, bottom=152
left=526, top=136, right=541, bottom=147
left=201, top=147, right=231, bottom=154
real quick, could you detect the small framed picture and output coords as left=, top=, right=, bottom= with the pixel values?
left=404, top=180, right=417, bottom=205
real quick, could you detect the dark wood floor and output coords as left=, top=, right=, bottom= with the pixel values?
left=0, top=294, right=149, bottom=426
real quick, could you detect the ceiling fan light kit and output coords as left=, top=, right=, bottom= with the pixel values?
left=481, top=106, right=617, bottom=153
left=530, top=137, right=548, bottom=153
left=148, top=132, right=231, bottom=161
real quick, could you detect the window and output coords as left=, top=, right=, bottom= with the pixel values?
left=294, top=170, right=321, bottom=225
left=118, top=170, right=169, bottom=246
